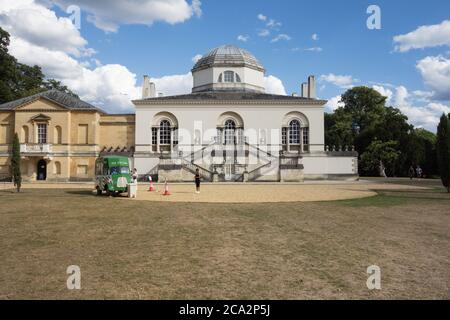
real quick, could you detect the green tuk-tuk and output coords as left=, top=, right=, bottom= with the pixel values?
left=95, top=156, right=132, bottom=196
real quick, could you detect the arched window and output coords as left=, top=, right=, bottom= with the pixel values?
left=54, top=161, right=61, bottom=175
left=224, top=71, right=234, bottom=83
left=224, top=119, right=236, bottom=145
left=289, top=120, right=301, bottom=144
left=21, top=126, right=29, bottom=143
left=159, top=120, right=171, bottom=145
left=54, top=126, right=62, bottom=144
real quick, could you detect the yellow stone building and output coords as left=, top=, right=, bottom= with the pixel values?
left=0, top=90, right=135, bottom=182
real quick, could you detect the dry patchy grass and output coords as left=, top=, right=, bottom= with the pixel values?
left=0, top=184, right=449, bottom=300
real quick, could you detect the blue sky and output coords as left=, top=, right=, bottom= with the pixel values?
left=1, top=0, right=450, bottom=130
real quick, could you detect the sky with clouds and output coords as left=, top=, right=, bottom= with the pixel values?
left=0, top=0, right=449, bottom=131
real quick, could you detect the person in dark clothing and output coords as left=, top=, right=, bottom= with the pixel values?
left=409, top=165, right=415, bottom=180
left=195, top=168, right=201, bottom=194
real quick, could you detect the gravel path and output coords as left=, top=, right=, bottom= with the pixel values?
left=0, top=181, right=427, bottom=203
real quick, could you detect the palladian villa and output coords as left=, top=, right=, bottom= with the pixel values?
left=0, top=45, right=357, bottom=182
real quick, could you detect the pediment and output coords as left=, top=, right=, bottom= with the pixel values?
left=16, top=97, right=69, bottom=111
left=30, top=113, right=51, bottom=122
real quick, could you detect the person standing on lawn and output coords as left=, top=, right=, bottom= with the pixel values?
left=409, top=165, right=415, bottom=180
left=195, top=168, right=201, bottom=194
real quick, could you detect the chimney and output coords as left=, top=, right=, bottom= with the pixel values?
left=142, top=75, right=156, bottom=99
left=301, top=82, right=308, bottom=98
left=308, top=75, right=316, bottom=99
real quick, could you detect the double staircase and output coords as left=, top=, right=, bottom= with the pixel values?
left=175, top=141, right=279, bottom=182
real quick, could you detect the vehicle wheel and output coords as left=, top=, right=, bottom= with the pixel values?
left=105, top=185, right=111, bottom=197
left=96, top=187, right=102, bottom=196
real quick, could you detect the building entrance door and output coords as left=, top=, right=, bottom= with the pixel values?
left=37, top=159, right=47, bottom=181
left=224, top=163, right=233, bottom=181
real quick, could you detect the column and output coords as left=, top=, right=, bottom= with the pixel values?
left=170, top=128, right=174, bottom=154
left=287, top=128, right=290, bottom=153
left=157, top=128, right=160, bottom=153
left=300, top=127, right=304, bottom=154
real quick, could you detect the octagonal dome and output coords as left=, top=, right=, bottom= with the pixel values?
left=192, top=45, right=265, bottom=73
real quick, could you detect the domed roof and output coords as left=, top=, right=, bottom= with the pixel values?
left=192, top=45, right=265, bottom=72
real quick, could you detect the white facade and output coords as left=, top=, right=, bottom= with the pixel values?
left=133, top=45, right=357, bottom=182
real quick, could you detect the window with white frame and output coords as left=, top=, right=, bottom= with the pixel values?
left=152, top=127, right=157, bottom=145
left=224, top=71, right=234, bottom=83
left=289, top=120, right=301, bottom=144
left=282, top=127, right=287, bottom=145
left=159, top=120, right=171, bottom=145
left=224, top=119, right=236, bottom=145
left=37, top=123, right=47, bottom=144
left=303, top=127, right=309, bottom=146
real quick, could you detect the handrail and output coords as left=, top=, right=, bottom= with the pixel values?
left=245, top=142, right=276, bottom=159
left=181, top=158, right=214, bottom=180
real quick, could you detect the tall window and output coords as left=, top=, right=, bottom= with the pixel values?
left=282, top=127, right=287, bottom=145
left=289, top=120, right=301, bottom=144
left=37, top=123, right=47, bottom=144
left=152, top=127, right=157, bottom=145
left=303, top=127, right=309, bottom=147
left=224, top=71, right=234, bottom=83
left=224, top=119, right=236, bottom=145
left=159, top=120, right=171, bottom=145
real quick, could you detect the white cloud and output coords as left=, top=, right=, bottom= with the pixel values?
left=237, top=35, right=249, bottom=42
left=312, top=33, right=319, bottom=41
left=305, top=47, right=323, bottom=52
left=416, top=55, right=450, bottom=100
left=320, top=73, right=356, bottom=89
left=49, top=0, right=202, bottom=32
left=257, top=13, right=267, bottom=21
left=2, top=0, right=142, bottom=112
left=325, top=95, right=344, bottom=112
left=372, top=85, right=393, bottom=103
left=271, top=34, right=291, bottom=43
left=258, top=29, right=270, bottom=37
left=0, top=0, right=93, bottom=57
left=377, top=84, right=450, bottom=131
left=191, top=54, right=203, bottom=63
left=263, top=75, right=287, bottom=95
left=266, top=19, right=282, bottom=29
left=394, top=20, right=450, bottom=52
left=150, top=73, right=193, bottom=97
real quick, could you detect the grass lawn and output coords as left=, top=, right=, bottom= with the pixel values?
left=0, top=181, right=449, bottom=299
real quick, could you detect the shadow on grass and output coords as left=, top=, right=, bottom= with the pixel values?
left=65, top=190, right=95, bottom=196
left=327, top=188, right=450, bottom=208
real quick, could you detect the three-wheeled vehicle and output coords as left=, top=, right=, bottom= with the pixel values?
left=95, top=156, right=132, bottom=196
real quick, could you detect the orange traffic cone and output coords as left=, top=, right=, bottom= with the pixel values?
left=162, top=178, right=171, bottom=196
left=148, top=176, right=155, bottom=192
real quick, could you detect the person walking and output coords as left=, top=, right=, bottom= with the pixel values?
left=195, top=168, right=201, bottom=194
left=132, top=168, right=138, bottom=183
left=409, top=165, right=415, bottom=180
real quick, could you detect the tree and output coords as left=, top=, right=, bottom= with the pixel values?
left=436, top=114, right=450, bottom=192
left=0, top=26, right=78, bottom=103
left=360, top=140, right=401, bottom=177
left=11, top=133, right=22, bottom=192
left=340, top=86, right=386, bottom=133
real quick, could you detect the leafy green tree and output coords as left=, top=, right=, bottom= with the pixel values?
left=0, top=26, right=78, bottom=103
left=340, top=86, right=386, bottom=133
left=360, top=140, right=401, bottom=177
left=436, top=114, right=450, bottom=192
left=0, top=27, right=17, bottom=103
left=11, top=133, right=22, bottom=192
